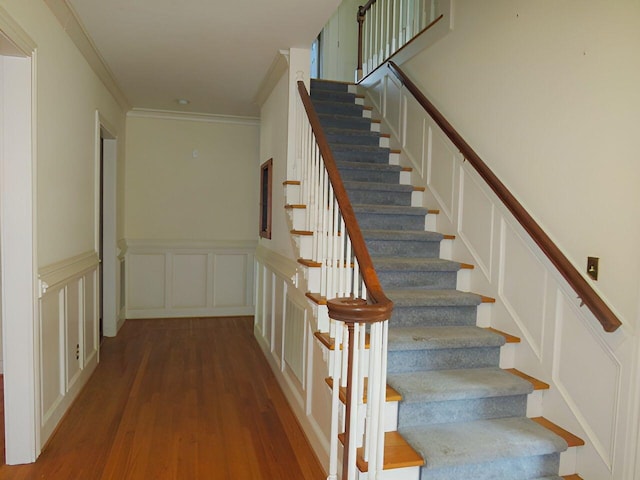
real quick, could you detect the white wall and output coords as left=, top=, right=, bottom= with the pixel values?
left=124, top=113, right=260, bottom=318
left=402, top=0, right=640, bottom=330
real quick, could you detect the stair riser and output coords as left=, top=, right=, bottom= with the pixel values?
left=332, top=148, right=390, bottom=164
left=311, top=90, right=357, bottom=103
left=378, top=270, right=458, bottom=290
left=338, top=168, right=400, bottom=184
left=327, top=133, right=381, bottom=146
left=346, top=189, right=412, bottom=207
left=319, top=116, right=373, bottom=131
left=312, top=102, right=365, bottom=116
left=390, top=306, right=479, bottom=327
left=310, top=79, right=350, bottom=92
left=387, top=347, right=500, bottom=374
left=397, top=395, right=527, bottom=428
left=418, top=453, right=561, bottom=480
left=355, top=212, right=425, bottom=231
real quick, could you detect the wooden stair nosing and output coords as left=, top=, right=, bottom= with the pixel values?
left=306, top=292, right=327, bottom=305
left=484, top=327, right=520, bottom=343
left=338, top=431, right=424, bottom=472
left=298, top=258, right=322, bottom=268
left=291, top=229, right=313, bottom=236
left=505, top=368, right=550, bottom=391
left=325, top=377, right=402, bottom=404
left=562, top=475, right=584, bottom=480
left=314, top=331, right=371, bottom=350
left=531, top=417, right=585, bottom=448
left=285, top=204, right=306, bottom=210
left=283, top=180, right=300, bottom=186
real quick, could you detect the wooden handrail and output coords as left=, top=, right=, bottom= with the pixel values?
left=296, top=80, right=393, bottom=324
left=387, top=61, right=622, bottom=333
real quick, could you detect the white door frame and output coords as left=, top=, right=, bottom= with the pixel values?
left=95, top=113, right=119, bottom=337
left=0, top=8, right=39, bottom=464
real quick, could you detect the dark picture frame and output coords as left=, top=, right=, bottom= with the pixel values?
left=259, top=158, right=273, bottom=239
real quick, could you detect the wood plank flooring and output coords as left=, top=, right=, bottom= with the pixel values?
left=0, top=316, right=325, bottom=479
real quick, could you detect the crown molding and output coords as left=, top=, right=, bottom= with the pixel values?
left=43, top=0, right=130, bottom=111
left=127, top=108, right=260, bottom=126
left=254, top=49, right=290, bottom=108
left=0, top=5, right=37, bottom=55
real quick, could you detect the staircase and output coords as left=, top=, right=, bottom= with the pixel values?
left=306, top=78, right=583, bottom=480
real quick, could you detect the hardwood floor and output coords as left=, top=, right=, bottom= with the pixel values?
left=0, top=317, right=326, bottom=479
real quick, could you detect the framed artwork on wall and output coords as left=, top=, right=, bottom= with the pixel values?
left=259, top=158, right=273, bottom=239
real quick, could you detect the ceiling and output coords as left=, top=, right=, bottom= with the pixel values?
left=65, top=0, right=340, bottom=117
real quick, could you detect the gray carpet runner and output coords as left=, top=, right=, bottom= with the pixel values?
left=310, top=78, right=568, bottom=480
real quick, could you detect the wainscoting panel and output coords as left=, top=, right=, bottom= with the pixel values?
left=254, top=245, right=332, bottom=467
left=38, top=251, right=100, bottom=447
left=40, top=289, right=63, bottom=427
left=428, top=126, right=456, bottom=220
left=459, top=169, right=495, bottom=280
left=124, top=240, right=256, bottom=319
left=554, top=291, right=621, bottom=468
left=385, top=75, right=401, bottom=140
left=499, top=219, right=548, bottom=359
left=173, top=254, right=208, bottom=308
left=403, top=92, right=427, bottom=176
left=365, top=68, right=638, bottom=478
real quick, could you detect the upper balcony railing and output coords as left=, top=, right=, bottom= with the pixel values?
left=357, top=0, right=442, bottom=79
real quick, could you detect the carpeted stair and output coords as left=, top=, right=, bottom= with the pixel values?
left=310, top=78, right=571, bottom=480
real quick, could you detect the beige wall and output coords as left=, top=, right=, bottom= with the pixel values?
left=258, top=73, right=295, bottom=259
left=404, top=0, right=640, bottom=329
left=320, top=0, right=360, bottom=82
left=125, top=114, right=259, bottom=241
left=0, top=0, right=127, bottom=268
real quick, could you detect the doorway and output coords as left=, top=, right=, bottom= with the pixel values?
left=0, top=25, right=38, bottom=464
left=96, top=114, right=118, bottom=338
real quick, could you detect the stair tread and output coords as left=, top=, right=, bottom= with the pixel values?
left=331, top=143, right=389, bottom=152
left=388, top=367, right=533, bottom=403
left=506, top=368, right=550, bottom=390
left=348, top=431, right=425, bottom=472
left=337, top=160, right=403, bottom=172
left=353, top=204, right=430, bottom=215
left=362, top=229, right=444, bottom=241
left=325, top=377, right=402, bottom=403
left=372, top=257, right=464, bottom=272
left=325, top=127, right=380, bottom=136
left=531, top=417, right=585, bottom=447
left=400, top=417, right=569, bottom=470
left=344, top=180, right=414, bottom=192
left=388, top=326, right=505, bottom=351
left=386, top=289, right=484, bottom=307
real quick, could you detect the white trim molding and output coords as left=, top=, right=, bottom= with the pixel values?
left=124, top=239, right=257, bottom=319
left=127, top=108, right=260, bottom=126
left=43, top=0, right=130, bottom=111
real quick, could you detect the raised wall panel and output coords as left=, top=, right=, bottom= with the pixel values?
left=40, top=290, right=63, bottom=424
left=459, top=169, right=494, bottom=279
left=172, top=254, right=208, bottom=308
left=65, top=279, right=82, bottom=391
left=554, top=291, right=620, bottom=468
left=385, top=75, right=402, bottom=139
left=213, top=254, right=247, bottom=308
left=403, top=94, right=426, bottom=176
left=284, top=294, right=307, bottom=384
left=83, top=271, right=97, bottom=365
left=428, top=126, right=456, bottom=219
left=369, top=79, right=383, bottom=113
left=128, top=253, right=165, bottom=309
left=499, top=220, right=547, bottom=358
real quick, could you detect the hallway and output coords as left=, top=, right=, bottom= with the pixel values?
left=0, top=317, right=325, bottom=479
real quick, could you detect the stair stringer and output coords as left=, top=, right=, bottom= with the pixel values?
left=358, top=77, right=631, bottom=478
